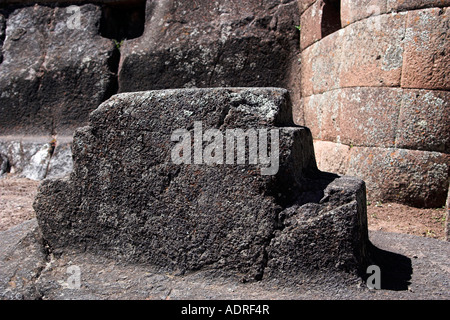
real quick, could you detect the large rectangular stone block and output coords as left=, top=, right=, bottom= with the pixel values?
left=395, top=89, right=450, bottom=153
left=0, top=5, right=117, bottom=136
left=300, top=31, right=343, bottom=97
left=347, top=146, right=449, bottom=207
left=313, top=140, right=350, bottom=175
left=303, top=90, right=339, bottom=142
left=118, top=0, right=299, bottom=93
left=341, top=0, right=387, bottom=27
left=339, top=12, right=406, bottom=89
left=301, top=12, right=406, bottom=96
left=303, top=87, right=403, bottom=148
left=387, top=0, right=450, bottom=11
left=401, top=7, right=450, bottom=90
left=34, top=88, right=369, bottom=283
left=300, top=0, right=325, bottom=50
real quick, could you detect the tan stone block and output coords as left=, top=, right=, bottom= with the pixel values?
left=300, top=0, right=325, bottom=50
left=339, top=12, right=406, bottom=88
left=396, top=89, right=450, bottom=152
left=313, top=140, right=350, bottom=175
left=300, top=32, right=343, bottom=96
left=303, top=87, right=402, bottom=148
left=302, top=90, right=341, bottom=141
left=339, top=87, right=402, bottom=148
left=301, top=12, right=406, bottom=96
left=387, top=0, right=450, bottom=11
left=298, top=0, right=318, bottom=14
left=341, top=0, right=387, bottom=27
left=347, top=146, right=449, bottom=207
left=292, top=97, right=305, bottom=126
left=401, top=7, right=450, bottom=90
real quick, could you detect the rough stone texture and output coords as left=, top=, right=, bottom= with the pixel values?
left=446, top=186, right=450, bottom=241
left=20, top=143, right=53, bottom=181
left=303, top=87, right=449, bottom=152
left=300, top=31, right=341, bottom=97
left=303, top=87, right=402, bottom=148
left=347, top=146, right=449, bottom=208
left=387, top=0, right=450, bottom=11
left=401, top=7, right=449, bottom=90
left=341, top=0, right=387, bottom=27
left=298, top=0, right=317, bottom=14
left=0, top=137, right=73, bottom=180
left=45, top=139, right=73, bottom=180
left=395, top=89, right=450, bottom=153
left=118, top=0, right=300, bottom=95
left=311, top=141, right=450, bottom=208
left=0, top=219, right=45, bottom=300
left=339, top=13, right=406, bottom=89
left=0, top=138, right=51, bottom=178
left=0, top=0, right=132, bottom=4
left=0, top=4, right=117, bottom=136
left=0, top=152, right=8, bottom=175
left=301, top=12, right=406, bottom=97
left=34, top=88, right=369, bottom=282
left=340, top=0, right=450, bottom=27
left=1, top=219, right=449, bottom=300
left=0, top=13, right=5, bottom=64
left=265, top=176, right=369, bottom=281
left=300, top=0, right=325, bottom=50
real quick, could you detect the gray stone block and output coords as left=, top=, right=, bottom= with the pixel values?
left=34, top=88, right=369, bottom=282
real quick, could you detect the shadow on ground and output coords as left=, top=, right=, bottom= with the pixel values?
left=366, top=242, right=413, bottom=291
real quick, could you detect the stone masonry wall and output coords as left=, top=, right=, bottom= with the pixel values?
left=0, top=0, right=449, bottom=209
left=0, top=0, right=301, bottom=179
left=297, top=0, right=450, bottom=207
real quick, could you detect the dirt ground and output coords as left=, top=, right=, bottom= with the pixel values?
left=0, top=175, right=447, bottom=240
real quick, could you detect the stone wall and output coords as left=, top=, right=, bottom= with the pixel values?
left=297, top=0, right=450, bottom=207
left=0, top=0, right=449, bottom=209
left=0, top=0, right=301, bottom=179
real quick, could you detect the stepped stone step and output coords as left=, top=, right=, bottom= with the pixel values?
left=34, top=88, right=369, bottom=282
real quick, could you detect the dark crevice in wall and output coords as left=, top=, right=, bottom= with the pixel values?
left=101, top=46, right=120, bottom=103
left=321, top=0, right=341, bottom=38
left=99, top=0, right=146, bottom=41
left=99, top=0, right=146, bottom=103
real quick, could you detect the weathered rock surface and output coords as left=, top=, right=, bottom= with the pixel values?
left=312, top=141, right=449, bottom=208
left=301, top=12, right=406, bottom=97
left=341, top=0, right=450, bottom=27
left=446, top=187, right=450, bottom=241
left=401, top=7, right=449, bottom=90
left=302, top=87, right=450, bottom=153
left=0, top=219, right=46, bottom=300
left=34, top=88, right=369, bottom=282
left=0, top=13, right=5, bottom=64
left=118, top=0, right=300, bottom=97
left=0, top=137, right=73, bottom=180
left=0, top=4, right=117, bottom=136
left=347, top=146, right=449, bottom=208
left=1, top=218, right=449, bottom=300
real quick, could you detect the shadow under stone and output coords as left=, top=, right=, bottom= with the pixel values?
left=366, top=242, right=413, bottom=291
